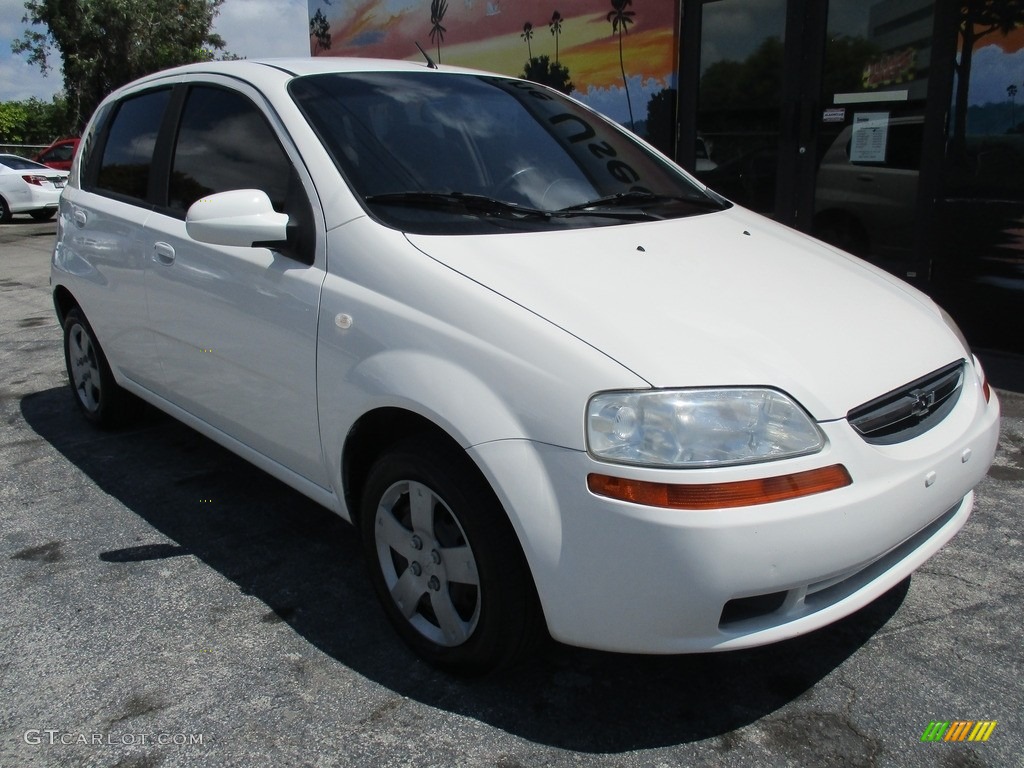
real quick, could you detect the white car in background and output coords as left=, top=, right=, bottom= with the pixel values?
left=50, top=59, right=1000, bottom=674
left=0, top=153, right=68, bottom=223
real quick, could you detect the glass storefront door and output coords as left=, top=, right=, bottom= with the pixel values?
left=692, top=0, right=787, bottom=216
left=812, top=0, right=935, bottom=280
left=687, top=0, right=935, bottom=280
left=680, top=0, right=1024, bottom=352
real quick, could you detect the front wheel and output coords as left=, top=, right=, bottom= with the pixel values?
left=359, top=437, right=543, bottom=674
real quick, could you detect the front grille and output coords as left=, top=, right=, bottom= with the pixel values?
left=847, top=361, right=964, bottom=445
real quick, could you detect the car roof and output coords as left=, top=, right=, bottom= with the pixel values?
left=120, top=57, right=494, bottom=92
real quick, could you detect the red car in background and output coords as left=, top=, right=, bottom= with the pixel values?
left=33, top=137, right=80, bottom=171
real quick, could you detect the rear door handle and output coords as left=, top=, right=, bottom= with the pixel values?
left=153, top=242, right=176, bottom=265
left=73, top=209, right=87, bottom=228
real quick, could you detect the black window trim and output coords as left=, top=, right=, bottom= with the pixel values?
left=84, top=85, right=178, bottom=210
left=84, top=76, right=320, bottom=267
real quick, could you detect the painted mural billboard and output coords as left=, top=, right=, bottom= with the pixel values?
left=306, top=0, right=678, bottom=138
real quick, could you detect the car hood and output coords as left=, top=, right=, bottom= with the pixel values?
left=404, top=209, right=967, bottom=421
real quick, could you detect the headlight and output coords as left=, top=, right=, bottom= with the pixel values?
left=587, top=388, right=825, bottom=468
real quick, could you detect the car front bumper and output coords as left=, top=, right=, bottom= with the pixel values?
left=469, top=362, right=1000, bottom=654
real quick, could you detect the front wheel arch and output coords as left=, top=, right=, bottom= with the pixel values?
left=342, top=408, right=456, bottom=529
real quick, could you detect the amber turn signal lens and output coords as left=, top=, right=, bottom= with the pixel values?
left=587, top=464, right=853, bottom=510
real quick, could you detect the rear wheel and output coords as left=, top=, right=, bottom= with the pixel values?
left=62, top=307, right=136, bottom=428
left=360, top=436, right=543, bottom=674
left=0, top=196, right=11, bottom=224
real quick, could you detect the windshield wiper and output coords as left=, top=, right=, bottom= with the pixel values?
left=365, top=191, right=552, bottom=219
left=558, top=190, right=725, bottom=213
left=366, top=190, right=662, bottom=222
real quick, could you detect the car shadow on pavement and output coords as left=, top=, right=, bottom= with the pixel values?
left=21, top=386, right=908, bottom=753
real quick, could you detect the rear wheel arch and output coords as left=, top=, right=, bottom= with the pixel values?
left=60, top=303, right=139, bottom=428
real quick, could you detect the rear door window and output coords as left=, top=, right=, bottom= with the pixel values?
left=92, top=89, right=172, bottom=203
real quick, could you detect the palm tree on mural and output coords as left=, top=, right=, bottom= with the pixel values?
left=430, top=0, right=448, bottom=64
left=1009, top=83, right=1018, bottom=131
left=521, top=21, right=534, bottom=60
left=607, top=0, right=635, bottom=130
left=549, top=11, right=563, bottom=64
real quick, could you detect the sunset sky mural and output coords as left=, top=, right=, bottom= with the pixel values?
left=306, top=0, right=678, bottom=126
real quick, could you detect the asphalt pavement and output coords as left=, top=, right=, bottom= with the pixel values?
left=2, top=217, right=1022, bottom=767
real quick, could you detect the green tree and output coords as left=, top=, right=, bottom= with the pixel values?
left=699, top=37, right=784, bottom=112
left=0, top=96, right=70, bottom=144
left=521, top=55, right=573, bottom=94
left=645, top=87, right=675, bottom=156
left=310, top=9, right=331, bottom=55
left=0, top=102, right=30, bottom=143
left=607, top=0, right=635, bottom=130
left=12, top=0, right=226, bottom=132
left=822, top=34, right=879, bottom=97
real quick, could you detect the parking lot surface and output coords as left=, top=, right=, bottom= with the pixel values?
left=2, top=219, right=1022, bottom=767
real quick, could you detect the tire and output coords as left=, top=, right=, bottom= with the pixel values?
left=0, top=196, right=11, bottom=224
left=62, top=307, right=136, bottom=428
left=30, top=208, right=56, bottom=221
left=360, top=436, right=543, bottom=674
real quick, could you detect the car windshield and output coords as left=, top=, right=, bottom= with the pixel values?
left=0, top=155, right=50, bottom=172
left=289, top=71, right=725, bottom=234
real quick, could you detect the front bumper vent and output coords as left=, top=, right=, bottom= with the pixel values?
left=847, top=361, right=964, bottom=445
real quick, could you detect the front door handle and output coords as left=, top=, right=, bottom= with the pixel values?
left=153, top=242, right=176, bottom=265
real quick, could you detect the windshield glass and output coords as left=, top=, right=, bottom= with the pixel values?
left=289, top=71, right=725, bottom=234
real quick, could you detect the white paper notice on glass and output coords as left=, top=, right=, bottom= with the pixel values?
left=850, top=112, right=889, bottom=163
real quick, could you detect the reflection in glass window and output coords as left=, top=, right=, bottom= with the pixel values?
left=169, top=87, right=292, bottom=216
left=96, top=89, right=171, bottom=202
left=947, top=2, right=1024, bottom=198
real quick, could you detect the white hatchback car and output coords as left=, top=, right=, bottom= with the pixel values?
left=0, top=153, right=68, bottom=222
left=51, top=59, right=1000, bottom=673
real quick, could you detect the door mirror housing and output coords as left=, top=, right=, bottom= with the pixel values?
left=185, top=189, right=290, bottom=247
